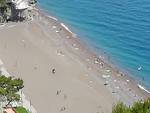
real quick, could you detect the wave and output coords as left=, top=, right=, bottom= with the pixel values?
left=38, top=0, right=150, bottom=90
left=138, top=84, right=150, bottom=94
left=47, top=15, right=58, bottom=21
left=60, top=23, right=73, bottom=33
left=60, top=23, right=77, bottom=37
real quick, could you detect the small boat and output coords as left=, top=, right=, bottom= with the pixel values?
left=138, top=66, right=142, bottom=71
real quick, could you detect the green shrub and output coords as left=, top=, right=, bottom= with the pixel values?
left=131, top=98, right=150, bottom=113
left=112, top=98, right=150, bottom=113
left=15, top=106, right=28, bottom=113
left=112, top=102, right=130, bottom=113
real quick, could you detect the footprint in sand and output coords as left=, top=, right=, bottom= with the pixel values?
left=0, top=59, right=3, bottom=66
left=33, top=66, right=38, bottom=70
left=64, top=94, right=67, bottom=100
left=56, top=50, right=65, bottom=56
left=66, top=36, right=70, bottom=39
left=60, top=106, right=66, bottom=112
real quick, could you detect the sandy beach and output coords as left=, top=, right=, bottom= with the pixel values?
left=0, top=9, right=149, bottom=113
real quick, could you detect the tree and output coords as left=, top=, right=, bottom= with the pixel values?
left=0, top=75, right=24, bottom=107
left=0, top=0, right=7, bottom=8
left=0, top=0, right=8, bottom=22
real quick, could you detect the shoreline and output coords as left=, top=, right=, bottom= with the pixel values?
left=0, top=6, right=150, bottom=113
left=34, top=7, right=150, bottom=98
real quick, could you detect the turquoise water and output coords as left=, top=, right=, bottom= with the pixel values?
left=38, top=0, right=150, bottom=89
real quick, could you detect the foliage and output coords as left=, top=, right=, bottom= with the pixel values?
left=15, top=107, right=28, bottom=113
left=112, top=102, right=130, bottom=113
left=112, top=98, right=150, bottom=113
left=0, top=75, right=24, bottom=107
left=131, top=99, right=150, bottom=113
left=0, top=0, right=9, bottom=22
left=0, top=0, right=7, bottom=8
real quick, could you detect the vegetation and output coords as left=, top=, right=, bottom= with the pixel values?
left=0, top=0, right=10, bottom=22
left=0, top=0, right=7, bottom=8
left=15, top=107, right=28, bottom=113
left=0, top=75, right=24, bottom=107
left=112, top=98, right=150, bottom=113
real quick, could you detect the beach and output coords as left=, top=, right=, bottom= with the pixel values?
left=0, top=9, right=149, bottom=113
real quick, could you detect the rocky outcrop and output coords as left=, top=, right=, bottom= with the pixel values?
left=0, top=0, right=36, bottom=22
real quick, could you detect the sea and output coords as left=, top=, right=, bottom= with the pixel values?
left=38, top=0, right=150, bottom=90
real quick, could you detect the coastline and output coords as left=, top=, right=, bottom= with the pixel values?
left=35, top=7, right=150, bottom=97
left=0, top=59, right=37, bottom=113
left=0, top=6, right=149, bottom=113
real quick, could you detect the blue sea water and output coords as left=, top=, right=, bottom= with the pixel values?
left=38, top=0, right=150, bottom=89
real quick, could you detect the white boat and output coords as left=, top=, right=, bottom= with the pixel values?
left=138, top=66, right=142, bottom=71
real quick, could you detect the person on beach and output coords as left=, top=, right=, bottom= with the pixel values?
left=56, top=90, right=61, bottom=95
left=52, top=68, right=56, bottom=74
left=59, top=28, right=62, bottom=31
left=60, top=106, right=66, bottom=111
